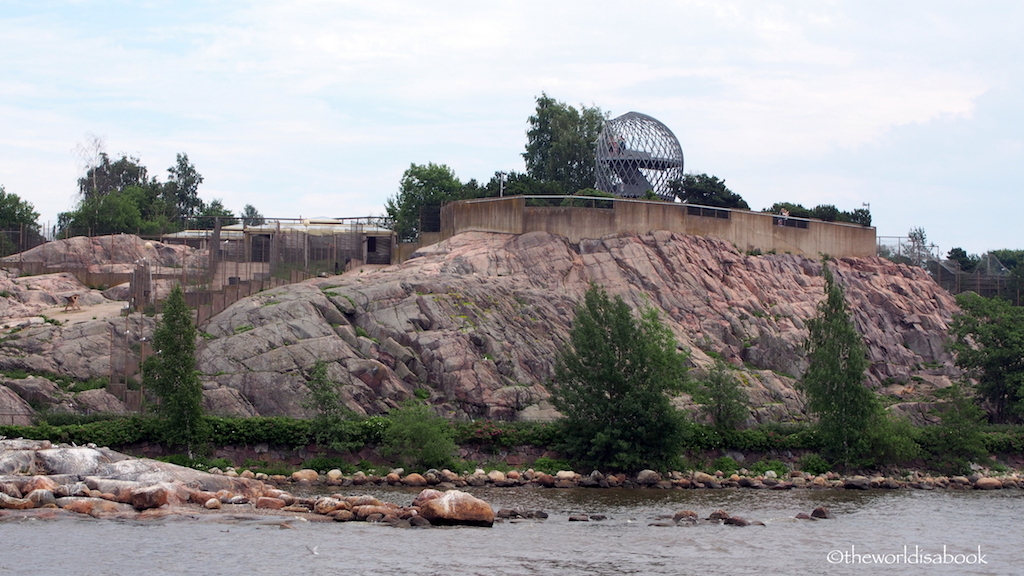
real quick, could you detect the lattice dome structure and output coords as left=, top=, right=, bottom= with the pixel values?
left=595, top=112, right=684, bottom=200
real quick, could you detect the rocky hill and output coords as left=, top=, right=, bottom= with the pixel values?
left=0, top=231, right=959, bottom=425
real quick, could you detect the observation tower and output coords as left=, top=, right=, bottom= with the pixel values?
left=595, top=112, right=684, bottom=200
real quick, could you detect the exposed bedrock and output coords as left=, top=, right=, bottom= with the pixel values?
left=0, top=231, right=960, bottom=423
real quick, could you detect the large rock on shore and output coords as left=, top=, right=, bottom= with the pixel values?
left=0, top=231, right=960, bottom=422
left=414, top=489, right=495, bottom=527
left=0, top=440, right=266, bottom=501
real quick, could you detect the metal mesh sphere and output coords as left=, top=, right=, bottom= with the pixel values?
left=595, top=112, right=684, bottom=200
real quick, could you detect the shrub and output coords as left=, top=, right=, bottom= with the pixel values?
left=798, top=453, right=831, bottom=475
left=381, top=400, right=456, bottom=471
left=747, top=458, right=787, bottom=477
left=709, top=456, right=740, bottom=474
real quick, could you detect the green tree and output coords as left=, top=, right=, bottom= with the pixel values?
left=949, top=292, right=1024, bottom=423
left=802, top=263, right=885, bottom=466
left=523, top=93, right=606, bottom=195
left=164, top=152, right=205, bottom=221
left=0, top=186, right=42, bottom=256
left=385, top=162, right=464, bottom=242
left=241, top=204, right=265, bottom=226
left=301, top=360, right=359, bottom=451
left=381, top=400, right=456, bottom=470
left=143, top=285, right=204, bottom=454
left=921, top=382, right=988, bottom=474
left=58, top=189, right=144, bottom=237
left=77, top=153, right=151, bottom=200
left=694, top=359, right=749, bottom=430
left=192, top=199, right=237, bottom=229
left=550, top=284, right=690, bottom=472
left=670, top=173, right=749, bottom=209
left=947, top=247, right=980, bottom=273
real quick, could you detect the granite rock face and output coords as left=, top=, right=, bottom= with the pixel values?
left=0, top=231, right=961, bottom=423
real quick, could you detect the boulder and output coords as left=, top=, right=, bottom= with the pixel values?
left=255, top=497, right=286, bottom=510
left=636, top=470, right=661, bottom=485
left=0, top=385, right=33, bottom=426
left=25, top=489, right=56, bottom=508
left=974, top=477, right=1002, bottom=490
left=57, top=496, right=137, bottom=518
left=415, top=489, right=495, bottom=527
left=402, top=473, right=427, bottom=487
left=291, top=469, right=319, bottom=483
left=131, top=482, right=186, bottom=510
left=0, top=492, right=34, bottom=509
left=843, top=476, right=871, bottom=490
left=811, top=506, right=832, bottom=519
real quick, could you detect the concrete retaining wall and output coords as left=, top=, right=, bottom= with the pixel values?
left=439, top=197, right=876, bottom=259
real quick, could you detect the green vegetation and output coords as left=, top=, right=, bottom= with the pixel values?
left=550, top=284, right=690, bottom=472
left=801, top=263, right=915, bottom=468
left=798, top=453, right=831, bottom=475
left=523, top=92, right=606, bottom=196
left=669, top=173, right=749, bottom=209
left=693, top=359, right=749, bottom=430
left=917, top=382, right=988, bottom=474
left=301, top=360, right=363, bottom=452
left=763, top=201, right=871, bottom=226
left=381, top=400, right=457, bottom=470
left=143, top=285, right=205, bottom=455
left=0, top=185, right=43, bottom=257
left=949, top=293, right=1024, bottom=423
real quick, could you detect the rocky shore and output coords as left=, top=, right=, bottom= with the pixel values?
left=0, top=439, right=494, bottom=526
left=2, top=439, right=1017, bottom=531
left=237, top=463, right=1021, bottom=492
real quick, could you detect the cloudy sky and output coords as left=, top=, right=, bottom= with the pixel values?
left=1, top=0, right=1021, bottom=254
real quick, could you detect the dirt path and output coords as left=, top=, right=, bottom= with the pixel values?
left=45, top=300, right=128, bottom=326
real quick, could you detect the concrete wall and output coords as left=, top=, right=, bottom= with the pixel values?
left=437, top=196, right=876, bottom=259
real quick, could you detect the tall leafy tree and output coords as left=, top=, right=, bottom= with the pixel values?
left=385, top=162, right=464, bottom=242
left=241, top=204, right=265, bottom=226
left=694, top=359, right=749, bottom=430
left=192, top=199, right=237, bottom=229
left=77, top=153, right=151, bottom=200
left=164, top=152, right=205, bottom=221
left=144, top=285, right=204, bottom=454
left=670, top=173, right=749, bottom=209
left=0, top=186, right=42, bottom=256
left=523, top=93, right=606, bottom=195
left=58, top=190, right=143, bottom=237
left=949, top=292, right=1024, bottom=423
left=801, top=263, right=883, bottom=466
left=551, top=284, right=690, bottom=472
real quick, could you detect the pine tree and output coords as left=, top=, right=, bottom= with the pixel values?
left=144, top=285, right=204, bottom=454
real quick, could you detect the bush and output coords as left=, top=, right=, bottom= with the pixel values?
left=709, top=456, right=740, bottom=474
left=531, top=456, right=574, bottom=474
left=747, top=458, right=788, bottom=477
left=304, top=456, right=355, bottom=474
left=381, top=400, right=456, bottom=471
left=798, top=453, right=831, bottom=475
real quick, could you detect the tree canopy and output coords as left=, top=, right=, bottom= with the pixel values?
left=523, top=93, right=606, bottom=195
left=385, top=162, right=465, bottom=242
left=59, top=151, right=214, bottom=237
left=949, top=292, right=1024, bottom=423
left=669, top=173, right=749, bottom=209
left=0, top=186, right=42, bottom=256
left=143, top=285, right=204, bottom=454
left=550, top=284, right=690, bottom=472
left=802, top=264, right=896, bottom=467
left=764, top=202, right=871, bottom=226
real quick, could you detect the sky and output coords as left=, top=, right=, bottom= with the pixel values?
left=1, top=0, right=1021, bottom=255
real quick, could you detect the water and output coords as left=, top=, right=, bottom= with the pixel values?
left=1, top=488, right=1019, bottom=575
